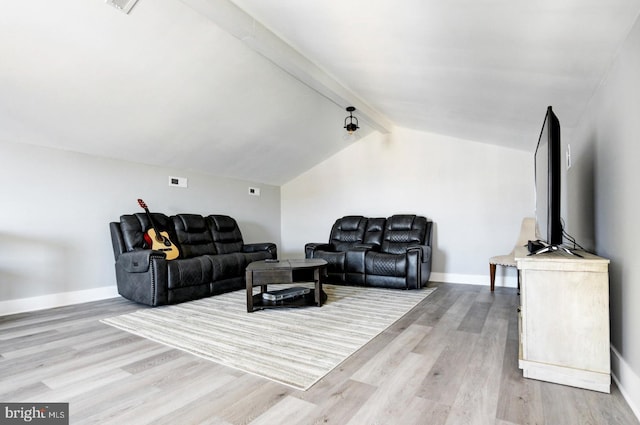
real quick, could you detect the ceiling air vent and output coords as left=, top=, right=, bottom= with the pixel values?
left=106, top=0, right=139, bottom=14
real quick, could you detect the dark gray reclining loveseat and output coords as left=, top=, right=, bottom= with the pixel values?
left=305, top=214, right=432, bottom=289
left=110, top=213, right=277, bottom=306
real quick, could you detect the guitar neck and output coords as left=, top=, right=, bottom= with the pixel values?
left=138, top=201, right=163, bottom=242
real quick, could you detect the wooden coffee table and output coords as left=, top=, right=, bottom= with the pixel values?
left=245, top=259, right=328, bottom=312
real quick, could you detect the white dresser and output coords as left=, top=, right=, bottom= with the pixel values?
left=515, top=247, right=611, bottom=393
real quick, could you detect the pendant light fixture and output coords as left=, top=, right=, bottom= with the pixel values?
left=344, top=106, right=359, bottom=134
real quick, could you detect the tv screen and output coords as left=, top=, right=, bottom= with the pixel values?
left=534, top=106, right=562, bottom=246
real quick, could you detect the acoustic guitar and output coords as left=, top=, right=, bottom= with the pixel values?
left=137, top=199, right=180, bottom=260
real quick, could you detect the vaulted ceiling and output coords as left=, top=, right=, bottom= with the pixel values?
left=2, top=0, right=639, bottom=185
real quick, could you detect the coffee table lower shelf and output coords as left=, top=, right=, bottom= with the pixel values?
left=250, top=290, right=328, bottom=311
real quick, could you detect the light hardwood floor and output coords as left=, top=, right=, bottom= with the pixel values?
left=1, top=283, right=638, bottom=425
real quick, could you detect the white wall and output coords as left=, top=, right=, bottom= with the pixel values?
left=281, top=126, right=533, bottom=286
left=568, top=14, right=640, bottom=418
left=0, top=141, right=280, bottom=313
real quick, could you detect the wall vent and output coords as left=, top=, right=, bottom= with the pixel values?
left=106, top=0, right=139, bottom=14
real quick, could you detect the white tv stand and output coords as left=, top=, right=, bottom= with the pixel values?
left=515, top=247, right=610, bottom=393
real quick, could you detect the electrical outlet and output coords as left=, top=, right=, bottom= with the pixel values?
left=248, top=187, right=260, bottom=196
left=168, top=176, right=188, bottom=188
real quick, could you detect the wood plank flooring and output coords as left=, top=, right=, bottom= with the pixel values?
left=1, top=283, right=638, bottom=425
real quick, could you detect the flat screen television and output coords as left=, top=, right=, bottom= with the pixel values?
left=534, top=106, right=563, bottom=247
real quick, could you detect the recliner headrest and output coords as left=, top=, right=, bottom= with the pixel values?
left=208, top=215, right=237, bottom=232
left=387, top=215, right=417, bottom=230
left=339, top=216, right=365, bottom=231
left=174, top=214, right=207, bottom=232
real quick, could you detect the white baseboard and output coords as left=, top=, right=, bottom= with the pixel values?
left=611, top=345, right=640, bottom=421
left=0, top=286, right=120, bottom=317
left=430, top=272, right=518, bottom=288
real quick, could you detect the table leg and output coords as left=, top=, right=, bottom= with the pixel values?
left=246, top=270, right=253, bottom=313
left=314, top=267, right=322, bottom=307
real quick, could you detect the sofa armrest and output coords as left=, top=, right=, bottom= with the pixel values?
left=405, top=245, right=432, bottom=288
left=417, top=245, right=432, bottom=287
left=405, top=247, right=423, bottom=289
left=116, top=249, right=167, bottom=272
left=114, top=250, right=169, bottom=306
left=305, top=243, right=331, bottom=258
left=243, top=242, right=278, bottom=259
left=420, top=245, right=432, bottom=263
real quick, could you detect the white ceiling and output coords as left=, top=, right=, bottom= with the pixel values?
left=230, top=0, right=640, bottom=148
left=2, top=0, right=639, bottom=185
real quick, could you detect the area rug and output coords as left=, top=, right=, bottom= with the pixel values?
left=101, top=284, right=435, bottom=390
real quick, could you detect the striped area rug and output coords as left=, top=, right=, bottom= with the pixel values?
left=101, top=284, right=435, bottom=390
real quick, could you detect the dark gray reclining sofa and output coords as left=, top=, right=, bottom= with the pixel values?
left=110, top=213, right=277, bottom=306
left=305, top=214, right=432, bottom=289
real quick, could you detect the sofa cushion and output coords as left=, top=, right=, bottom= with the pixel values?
left=365, top=251, right=407, bottom=277
left=207, top=253, right=246, bottom=281
left=172, top=214, right=216, bottom=258
left=166, top=257, right=213, bottom=289
left=208, top=215, right=244, bottom=254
